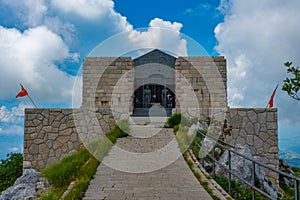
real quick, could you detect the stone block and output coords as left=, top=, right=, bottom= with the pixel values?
left=253, top=137, right=263, bottom=148
left=57, top=135, right=70, bottom=144
left=254, top=123, right=260, bottom=135
left=259, top=132, right=269, bottom=142
left=269, top=146, right=279, bottom=153
left=267, top=122, right=277, bottom=130
left=29, top=144, right=39, bottom=154
left=59, top=128, right=72, bottom=136
left=53, top=141, right=62, bottom=150
left=247, top=110, right=257, bottom=123
left=245, top=122, right=254, bottom=134
left=42, top=126, right=52, bottom=132
left=267, top=112, right=274, bottom=122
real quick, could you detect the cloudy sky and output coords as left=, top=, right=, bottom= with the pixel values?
left=0, top=0, right=299, bottom=159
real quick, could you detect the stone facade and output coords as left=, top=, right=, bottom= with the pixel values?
left=226, top=108, right=279, bottom=182
left=24, top=108, right=114, bottom=170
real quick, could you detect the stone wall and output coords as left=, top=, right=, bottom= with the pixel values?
left=82, top=57, right=134, bottom=116
left=175, top=56, right=227, bottom=119
left=24, top=108, right=115, bottom=170
left=226, top=108, right=279, bottom=183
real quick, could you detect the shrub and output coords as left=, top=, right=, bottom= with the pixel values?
left=0, top=153, right=23, bottom=192
left=168, top=114, right=190, bottom=128
left=173, top=124, right=180, bottom=132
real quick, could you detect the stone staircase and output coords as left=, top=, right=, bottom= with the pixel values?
left=83, top=117, right=213, bottom=200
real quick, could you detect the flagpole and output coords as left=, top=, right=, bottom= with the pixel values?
left=27, top=94, right=37, bottom=108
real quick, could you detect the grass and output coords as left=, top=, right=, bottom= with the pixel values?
left=183, top=152, right=219, bottom=200
left=214, top=176, right=267, bottom=200
left=40, top=120, right=130, bottom=199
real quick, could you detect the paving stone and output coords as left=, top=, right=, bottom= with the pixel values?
left=83, top=120, right=213, bottom=200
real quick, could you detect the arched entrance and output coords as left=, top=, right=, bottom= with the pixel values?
left=134, top=84, right=175, bottom=108
left=133, top=82, right=175, bottom=116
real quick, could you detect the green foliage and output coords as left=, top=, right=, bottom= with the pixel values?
left=111, top=119, right=130, bottom=139
left=282, top=62, right=300, bottom=101
left=215, top=176, right=265, bottom=200
left=168, top=113, right=190, bottom=128
left=0, top=153, right=23, bottom=192
left=173, top=124, right=180, bottom=132
left=43, top=149, right=90, bottom=188
left=175, top=125, right=194, bottom=153
left=39, top=191, right=56, bottom=200
left=64, top=156, right=99, bottom=200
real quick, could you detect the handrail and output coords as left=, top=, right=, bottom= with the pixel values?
left=194, top=129, right=300, bottom=200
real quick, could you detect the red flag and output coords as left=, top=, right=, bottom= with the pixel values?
left=16, top=84, right=28, bottom=98
left=268, top=84, right=279, bottom=108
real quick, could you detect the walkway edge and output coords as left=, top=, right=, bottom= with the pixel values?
left=186, top=149, right=233, bottom=200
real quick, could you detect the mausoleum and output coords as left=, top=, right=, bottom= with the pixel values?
left=23, top=49, right=278, bottom=182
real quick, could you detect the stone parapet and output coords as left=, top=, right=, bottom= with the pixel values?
left=24, top=107, right=115, bottom=170
left=226, top=108, right=279, bottom=183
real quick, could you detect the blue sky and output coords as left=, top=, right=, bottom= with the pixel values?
left=0, top=0, right=300, bottom=160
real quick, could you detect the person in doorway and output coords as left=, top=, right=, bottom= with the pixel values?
left=167, top=94, right=173, bottom=108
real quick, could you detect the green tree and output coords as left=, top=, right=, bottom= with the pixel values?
left=0, top=153, right=23, bottom=192
left=282, top=62, right=300, bottom=101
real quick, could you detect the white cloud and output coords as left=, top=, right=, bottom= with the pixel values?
left=214, top=0, right=300, bottom=125
left=0, top=106, right=11, bottom=123
left=0, top=127, right=3, bottom=133
left=127, top=18, right=187, bottom=56
left=0, top=125, right=23, bottom=135
left=51, top=0, right=114, bottom=19
left=0, top=103, right=30, bottom=123
left=9, top=147, right=19, bottom=152
left=2, top=0, right=47, bottom=27
left=0, top=25, right=79, bottom=104
left=184, top=3, right=212, bottom=16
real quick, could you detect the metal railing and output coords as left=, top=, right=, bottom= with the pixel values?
left=193, top=130, right=300, bottom=200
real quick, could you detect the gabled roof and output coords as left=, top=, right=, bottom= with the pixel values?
left=133, top=49, right=176, bottom=68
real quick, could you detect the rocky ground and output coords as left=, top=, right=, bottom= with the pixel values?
left=0, top=169, right=49, bottom=200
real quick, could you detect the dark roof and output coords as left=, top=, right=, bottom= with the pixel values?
left=133, top=49, right=176, bottom=68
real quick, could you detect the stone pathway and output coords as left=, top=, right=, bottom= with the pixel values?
left=83, top=117, right=213, bottom=200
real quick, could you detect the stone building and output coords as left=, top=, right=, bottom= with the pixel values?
left=23, top=49, right=278, bottom=182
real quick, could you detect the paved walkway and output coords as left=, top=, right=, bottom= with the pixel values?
left=83, top=117, right=213, bottom=200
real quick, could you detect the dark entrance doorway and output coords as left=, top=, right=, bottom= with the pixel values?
left=133, top=84, right=175, bottom=116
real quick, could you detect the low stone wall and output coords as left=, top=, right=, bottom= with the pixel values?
left=226, top=108, right=279, bottom=183
left=24, top=108, right=115, bottom=170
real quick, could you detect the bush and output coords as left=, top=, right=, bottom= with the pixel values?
left=173, top=124, right=180, bottom=132
left=0, top=153, right=23, bottom=192
left=168, top=114, right=190, bottom=128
